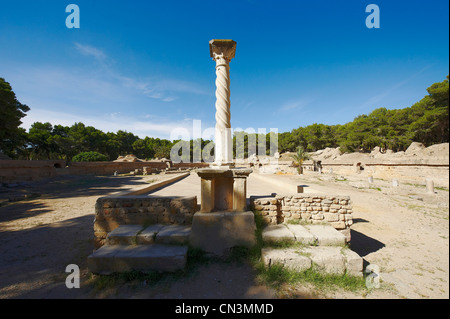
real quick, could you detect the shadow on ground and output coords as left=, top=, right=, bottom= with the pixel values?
left=349, top=229, right=385, bottom=258
left=0, top=214, right=94, bottom=298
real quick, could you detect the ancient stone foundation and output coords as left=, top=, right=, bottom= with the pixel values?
left=0, top=160, right=209, bottom=184
left=94, top=195, right=197, bottom=248
left=250, top=194, right=353, bottom=242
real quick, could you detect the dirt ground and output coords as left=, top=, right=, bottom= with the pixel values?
left=0, top=171, right=448, bottom=299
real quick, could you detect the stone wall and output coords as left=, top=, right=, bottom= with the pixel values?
left=0, top=160, right=66, bottom=184
left=251, top=194, right=353, bottom=242
left=94, top=195, right=198, bottom=248
left=68, top=161, right=209, bottom=175
left=68, top=161, right=167, bottom=175
left=0, top=160, right=209, bottom=184
left=311, top=163, right=449, bottom=188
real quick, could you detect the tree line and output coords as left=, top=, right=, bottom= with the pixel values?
left=0, top=75, right=448, bottom=161
left=278, top=75, right=449, bottom=154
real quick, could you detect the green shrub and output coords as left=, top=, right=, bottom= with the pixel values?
left=72, top=151, right=109, bottom=162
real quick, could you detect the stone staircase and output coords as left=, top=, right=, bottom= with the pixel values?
left=87, top=224, right=191, bottom=274
left=88, top=222, right=363, bottom=277
left=261, top=224, right=363, bottom=276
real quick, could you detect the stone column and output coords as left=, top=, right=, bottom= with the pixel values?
left=209, top=39, right=236, bottom=166
left=426, top=178, right=435, bottom=194
left=200, top=178, right=215, bottom=213
left=233, top=177, right=247, bottom=211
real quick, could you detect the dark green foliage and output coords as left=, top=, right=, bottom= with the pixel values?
left=278, top=76, right=449, bottom=153
left=0, top=78, right=30, bottom=158
left=1, top=76, right=447, bottom=160
left=72, top=151, right=109, bottom=162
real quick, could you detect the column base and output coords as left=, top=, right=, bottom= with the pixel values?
left=197, top=168, right=252, bottom=212
left=189, top=211, right=256, bottom=256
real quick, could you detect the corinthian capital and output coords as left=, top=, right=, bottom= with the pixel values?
left=209, top=39, right=236, bottom=62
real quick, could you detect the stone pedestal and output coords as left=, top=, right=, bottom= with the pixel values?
left=189, top=211, right=256, bottom=256
left=190, top=167, right=255, bottom=255
left=189, top=39, right=256, bottom=256
left=197, top=168, right=252, bottom=213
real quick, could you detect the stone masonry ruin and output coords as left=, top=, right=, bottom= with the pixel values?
left=251, top=194, right=354, bottom=242
left=87, top=39, right=364, bottom=277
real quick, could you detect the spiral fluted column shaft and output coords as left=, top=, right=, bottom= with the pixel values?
left=214, top=55, right=231, bottom=130
left=209, top=39, right=236, bottom=166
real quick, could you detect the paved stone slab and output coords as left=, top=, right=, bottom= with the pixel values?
left=87, top=245, right=120, bottom=274
left=136, top=224, right=165, bottom=244
left=261, top=247, right=311, bottom=272
left=302, top=246, right=346, bottom=275
left=189, top=211, right=256, bottom=256
left=262, top=224, right=295, bottom=244
left=87, top=244, right=188, bottom=274
left=260, top=246, right=363, bottom=277
left=155, top=224, right=191, bottom=245
left=304, top=225, right=346, bottom=246
left=106, top=225, right=144, bottom=245
left=286, top=224, right=317, bottom=245
left=342, top=248, right=364, bottom=277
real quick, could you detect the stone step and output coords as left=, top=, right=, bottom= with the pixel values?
left=87, top=244, right=188, bottom=274
left=106, top=225, right=145, bottom=245
left=304, top=225, right=346, bottom=246
left=262, top=224, right=346, bottom=246
left=106, top=224, right=191, bottom=246
left=154, top=224, right=191, bottom=245
left=261, top=246, right=363, bottom=277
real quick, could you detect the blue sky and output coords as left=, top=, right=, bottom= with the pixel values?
left=0, top=0, right=448, bottom=140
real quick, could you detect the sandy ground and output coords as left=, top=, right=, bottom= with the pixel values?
left=0, top=170, right=448, bottom=299
left=280, top=172, right=449, bottom=299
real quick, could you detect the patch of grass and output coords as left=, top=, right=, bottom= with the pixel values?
left=436, top=186, right=449, bottom=191
left=90, top=269, right=175, bottom=293
left=286, top=219, right=314, bottom=226
left=370, top=187, right=382, bottom=191
left=254, top=262, right=366, bottom=293
left=405, top=183, right=426, bottom=188
left=263, top=239, right=318, bottom=250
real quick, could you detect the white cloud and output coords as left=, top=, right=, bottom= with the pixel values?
left=73, top=42, right=208, bottom=102
left=20, top=108, right=196, bottom=140
left=5, top=43, right=211, bottom=139
left=280, top=98, right=313, bottom=111
left=74, top=42, right=107, bottom=62
left=358, top=65, right=433, bottom=110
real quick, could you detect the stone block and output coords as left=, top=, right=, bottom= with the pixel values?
left=136, top=224, right=165, bottom=244
left=324, top=212, right=339, bottom=222
left=342, top=248, right=363, bottom=277
left=261, top=248, right=312, bottom=272
left=189, top=211, right=256, bottom=256
left=312, top=213, right=324, bottom=220
left=330, top=221, right=346, bottom=230
left=302, top=246, right=346, bottom=275
left=305, top=225, right=346, bottom=246
left=301, top=212, right=311, bottom=220
left=106, top=225, right=144, bottom=245
left=88, top=244, right=188, bottom=274
left=286, top=224, right=316, bottom=245
left=155, top=224, right=191, bottom=245
left=262, top=224, right=295, bottom=244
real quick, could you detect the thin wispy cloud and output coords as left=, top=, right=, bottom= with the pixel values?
left=75, top=42, right=108, bottom=62
left=359, top=65, right=433, bottom=110
left=20, top=108, right=195, bottom=140
left=280, top=98, right=313, bottom=111
left=74, top=42, right=207, bottom=103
